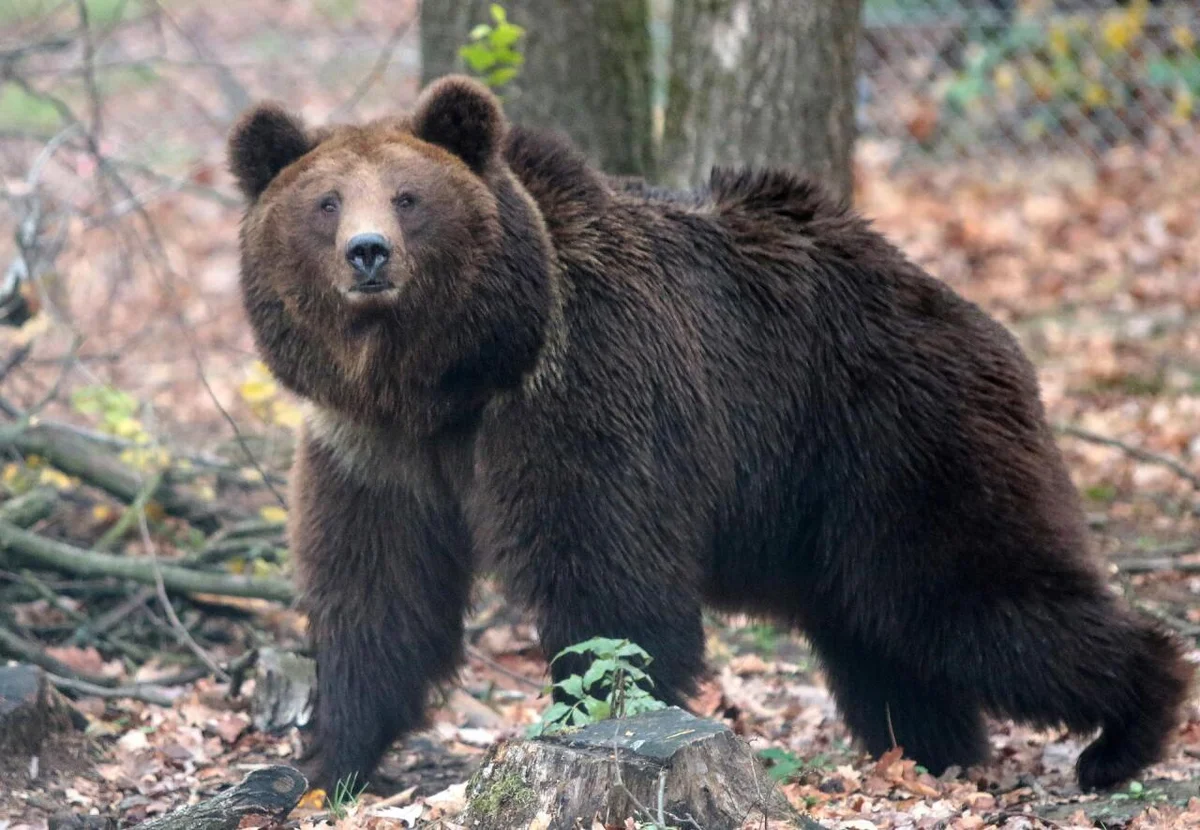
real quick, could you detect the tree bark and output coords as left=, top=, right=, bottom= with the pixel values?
left=132, top=766, right=307, bottom=830
left=663, top=0, right=863, bottom=202
left=462, top=707, right=813, bottom=830
left=420, top=0, right=654, bottom=177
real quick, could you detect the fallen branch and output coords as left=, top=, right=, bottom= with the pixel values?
left=0, top=622, right=118, bottom=687
left=0, top=519, right=296, bottom=603
left=132, top=765, right=307, bottom=830
left=1115, top=539, right=1200, bottom=574
left=0, top=486, right=57, bottom=527
left=0, top=423, right=225, bottom=531
left=1057, top=424, right=1200, bottom=491
left=47, top=672, right=175, bottom=707
left=137, top=502, right=230, bottom=681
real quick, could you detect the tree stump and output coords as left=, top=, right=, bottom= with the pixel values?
left=0, top=663, right=77, bottom=756
left=462, top=707, right=814, bottom=830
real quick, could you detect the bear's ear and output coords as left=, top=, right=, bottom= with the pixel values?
left=227, top=103, right=313, bottom=200
left=411, top=75, right=506, bottom=174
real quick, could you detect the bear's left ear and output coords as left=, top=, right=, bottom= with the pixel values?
left=411, top=75, right=506, bottom=174
left=227, top=103, right=314, bottom=200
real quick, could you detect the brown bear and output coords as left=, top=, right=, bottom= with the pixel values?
left=227, top=74, right=1191, bottom=794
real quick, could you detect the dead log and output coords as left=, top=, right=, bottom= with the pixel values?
left=250, top=648, right=315, bottom=733
left=0, top=423, right=225, bottom=532
left=0, top=664, right=77, bottom=756
left=0, top=486, right=57, bottom=527
left=0, top=518, right=296, bottom=602
left=132, top=765, right=307, bottom=830
left=463, top=707, right=815, bottom=830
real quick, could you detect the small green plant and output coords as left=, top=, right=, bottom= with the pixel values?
left=1110, top=780, right=1167, bottom=803
left=757, top=747, right=834, bottom=783
left=459, top=4, right=525, bottom=90
left=527, top=636, right=667, bottom=737
left=328, top=772, right=366, bottom=820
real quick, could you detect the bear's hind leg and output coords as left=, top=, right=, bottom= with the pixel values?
left=812, top=634, right=989, bottom=775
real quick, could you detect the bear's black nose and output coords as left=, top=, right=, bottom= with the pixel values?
left=345, top=233, right=392, bottom=283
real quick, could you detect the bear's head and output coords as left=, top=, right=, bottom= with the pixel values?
left=228, top=76, right=554, bottom=430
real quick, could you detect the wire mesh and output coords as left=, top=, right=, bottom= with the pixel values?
left=857, top=0, right=1200, bottom=161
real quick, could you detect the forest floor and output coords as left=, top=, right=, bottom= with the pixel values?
left=2, top=4, right=1200, bottom=828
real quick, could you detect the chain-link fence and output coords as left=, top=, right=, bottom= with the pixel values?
left=857, top=0, right=1200, bottom=160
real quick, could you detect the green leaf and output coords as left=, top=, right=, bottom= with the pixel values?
left=581, top=660, right=609, bottom=692
left=582, top=696, right=611, bottom=720
left=758, top=747, right=805, bottom=782
left=555, top=674, right=585, bottom=700
left=469, top=23, right=492, bottom=40
left=614, top=641, right=652, bottom=660
left=490, top=3, right=506, bottom=23
left=490, top=23, right=522, bottom=48
left=459, top=43, right=497, bottom=72
left=486, top=67, right=518, bottom=88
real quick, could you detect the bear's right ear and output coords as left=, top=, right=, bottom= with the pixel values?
left=411, top=75, right=506, bottom=174
left=227, top=103, right=313, bottom=200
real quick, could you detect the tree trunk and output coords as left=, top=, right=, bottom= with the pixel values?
left=420, top=0, right=655, bottom=177
left=663, top=0, right=863, bottom=202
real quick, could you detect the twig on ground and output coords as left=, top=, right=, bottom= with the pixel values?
left=136, top=497, right=230, bottom=681
left=0, top=621, right=118, bottom=687
left=0, top=487, right=57, bottom=527
left=465, top=644, right=544, bottom=690
left=0, top=518, right=296, bottom=602
left=95, top=469, right=163, bottom=552
left=48, top=672, right=175, bottom=706
left=1115, top=539, right=1200, bottom=573
left=1057, top=424, right=1200, bottom=490
left=73, top=585, right=154, bottom=644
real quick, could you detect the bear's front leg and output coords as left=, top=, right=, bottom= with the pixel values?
left=490, top=482, right=709, bottom=711
left=288, top=434, right=472, bottom=793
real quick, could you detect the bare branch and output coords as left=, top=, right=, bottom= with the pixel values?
left=1057, top=424, right=1200, bottom=491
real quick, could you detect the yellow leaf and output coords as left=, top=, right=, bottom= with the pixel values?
left=38, top=468, right=74, bottom=490
left=297, top=788, right=326, bottom=810
left=252, top=559, right=276, bottom=577
left=92, top=504, right=115, bottom=522
left=1083, top=82, right=1109, bottom=108
left=259, top=505, right=288, bottom=524
left=272, top=400, right=303, bottom=429
left=198, top=484, right=217, bottom=502
left=240, top=467, right=264, bottom=483
left=1048, top=25, right=1070, bottom=59
left=2, top=463, right=21, bottom=485
left=1175, top=86, right=1194, bottom=122
left=13, top=313, right=51, bottom=346
left=143, top=501, right=166, bottom=523
left=112, top=417, right=146, bottom=441
left=228, top=557, right=247, bottom=575
left=1173, top=25, right=1196, bottom=51
left=993, top=64, right=1017, bottom=94
left=239, top=362, right=279, bottom=406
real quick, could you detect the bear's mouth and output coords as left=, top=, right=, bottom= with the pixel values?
left=345, top=280, right=396, bottom=297
left=350, top=280, right=393, bottom=294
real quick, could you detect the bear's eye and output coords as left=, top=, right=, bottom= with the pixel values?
left=393, top=192, right=418, bottom=211
left=318, top=195, right=339, bottom=215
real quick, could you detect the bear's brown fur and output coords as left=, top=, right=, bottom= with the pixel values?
left=228, top=75, right=1191, bottom=794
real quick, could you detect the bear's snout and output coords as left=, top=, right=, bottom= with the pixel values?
left=345, top=233, right=392, bottom=291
